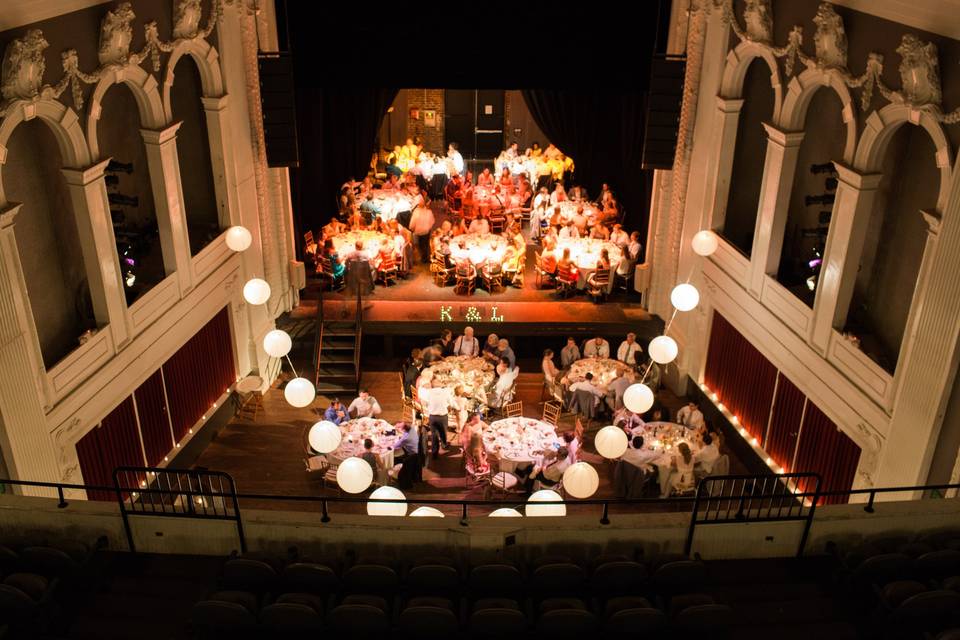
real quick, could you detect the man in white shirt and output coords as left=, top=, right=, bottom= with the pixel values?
left=606, top=369, right=634, bottom=413
left=418, top=381, right=454, bottom=460
left=347, top=389, right=382, bottom=418
left=621, top=436, right=660, bottom=470
left=453, top=326, right=480, bottom=357
left=617, top=333, right=643, bottom=366
left=532, top=187, right=550, bottom=211
left=569, top=372, right=604, bottom=406
left=558, top=220, right=580, bottom=239
left=447, top=143, right=464, bottom=176
left=560, top=337, right=580, bottom=368
left=583, top=336, right=610, bottom=359
left=609, top=224, right=629, bottom=248
left=694, top=433, right=720, bottom=475
left=676, top=401, right=705, bottom=430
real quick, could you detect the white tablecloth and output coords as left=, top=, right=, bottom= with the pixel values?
left=547, top=238, right=621, bottom=292
left=628, top=421, right=703, bottom=489
left=448, top=233, right=509, bottom=265
left=561, top=357, right=631, bottom=394
left=482, top=417, right=562, bottom=473
left=331, top=230, right=392, bottom=261
left=420, top=356, right=494, bottom=413
left=327, top=418, right=397, bottom=486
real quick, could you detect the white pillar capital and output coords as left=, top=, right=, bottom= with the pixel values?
left=61, top=158, right=113, bottom=187
left=140, top=121, right=183, bottom=147
left=0, top=202, right=23, bottom=230
left=762, top=122, right=805, bottom=148
left=833, top=163, right=882, bottom=191
left=201, top=95, right=230, bottom=112
left=715, top=96, right=744, bottom=114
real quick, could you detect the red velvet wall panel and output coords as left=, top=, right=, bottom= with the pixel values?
left=793, top=402, right=861, bottom=505
left=704, top=313, right=777, bottom=445
left=162, top=308, right=236, bottom=442
left=75, top=397, right=144, bottom=501
left=765, top=374, right=805, bottom=472
left=134, top=370, right=173, bottom=467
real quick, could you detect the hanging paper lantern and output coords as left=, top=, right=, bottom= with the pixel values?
left=409, top=506, right=445, bottom=518
left=262, top=329, right=292, bottom=358
left=525, top=489, right=566, bottom=517
left=225, top=225, right=253, bottom=252
left=562, top=462, right=599, bottom=499
left=623, top=383, right=655, bottom=414
left=648, top=335, right=678, bottom=365
left=691, top=229, right=719, bottom=257
left=488, top=508, right=523, bottom=518
left=284, top=377, right=316, bottom=408
left=595, top=426, right=629, bottom=459
left=671, top=283, right=700, bottom=312
left=336, top=457, right=373, bottom=494
left=367, top=486, right=407, bottom=516
left=243, top=278, right=271, bottom=305
left=307, top=420, right=341, bottom=454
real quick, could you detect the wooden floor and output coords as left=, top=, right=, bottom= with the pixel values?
left=193, top=370, right=751, bottom=518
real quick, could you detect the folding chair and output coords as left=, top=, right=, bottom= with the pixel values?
left=542, top=401, right=562, bottom=427
left=504, top=401, right=523, bottom=418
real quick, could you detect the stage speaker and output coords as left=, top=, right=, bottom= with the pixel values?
left=257, top=52, right=299, bottom=168
left=642, top=55, right=686, bottom=170
left=289, top=260, right=306, bottom=290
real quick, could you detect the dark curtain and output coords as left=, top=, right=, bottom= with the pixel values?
left=292, top=88, right=397, bottom=236
left=76, top=397, right=145, bottom=501
left=765, top=374, right=805, bottom=472
left=521, top=90, right=653, bottom=234
left=134, top=369, right=174, bottom=467
left=794, top=403, right=861, bottom=505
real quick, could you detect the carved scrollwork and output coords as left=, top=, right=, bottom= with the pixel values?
left=1, top=30, right=49, bottom=104
left=743, top=0, right=773, bottom=43
left=52, top=417, right=84, bottom=483
left=851, top=422, right=882, bottom=487
left=812, top=2, right=847, bottom=69
left=98, top=3, right=137, bottom=67
left=174, top=0, right=204, bottom=39
left=893, top=34, right=941, bottom=108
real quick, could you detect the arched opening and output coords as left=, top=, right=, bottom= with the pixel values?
left=775, top=88, right=847, bottom=307
left=170, top=55, right=221, bottom=255
left=4, top=120, right=96, bottom=368
left=842, top=125, right=939, bottom=373
left=721, top=58, right=776, bottom=257
left=98, top=85, right=167, bottom=305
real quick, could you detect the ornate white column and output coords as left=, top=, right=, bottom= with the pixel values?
left=746, top=124, right=805, bottom=298
left=875, top=156, right=960, bottom=489
left=808, top=165, right=881, bottom=354
left=704, top=97, right=745, bottom=232
left=201, top=95, right=240, bottom=228
left=62, top=159, right=130, bottom=348
left=142, top=123, right=194, bottom=296
left=0, top=206, right=60, bottom=494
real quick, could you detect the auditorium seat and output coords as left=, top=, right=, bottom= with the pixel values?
left=258, top=601, right=324, bottom=634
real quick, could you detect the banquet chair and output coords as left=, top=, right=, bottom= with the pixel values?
left=480, top=262, right=504, bottom=292
left=614, top=258, right=636, bottom=292
left=376, top=253, right=398, bottom=286
left=504, top=401, right=523, bottom=418
left=454, top=261, right=477, bottom=295
left=462, top=202, right=478, bottom=222
left=431, top=253, right=454, bottom=286
left=542, top=401, right=562, bottom=427
left=587, top=268, right=611, bottom=303
left=489, top=215, right=507, bottom=235
left=534, top=253, right=557, bottom=289
left=555, top=264, right=578, bottom=298
left=317, top=257, right=344, bottom=291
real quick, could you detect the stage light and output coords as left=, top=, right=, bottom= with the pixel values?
left=671, top=283, right=700, bottom=311
left=562, top=462, right=599, bottom=499
left=243, top=278, right=271, bottom=305
left=526, top=489, right=566, bottom=517
left=595, top=426, right=629, bottom=459
left=336, top=456, right=373, bottom=494
left=263, top=329, right=292, bottom=358
left=307, top=420, right=341, bottom=454
left=623, top=383, right=655, bottom=414
left=225, top=225, right=253, bottom=252
left=409, top=506, right=444, bottom=518
left=648, top=336, right=678, bottom=364
left=367, top=486, right=407, bottom=516
left=284, top=377, right=316, bottom=408
left=691, top=230, right=719, bottom=256
left=489, top=508, right=523, bottom=517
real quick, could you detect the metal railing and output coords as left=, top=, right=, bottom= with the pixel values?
left=353, top=287, right=362, bottom=394
left=1, top=472, right=957, bottom=556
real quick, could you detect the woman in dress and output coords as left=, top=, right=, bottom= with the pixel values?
left=662, top=442, right=695, bottom=498
left=323, top=239, right=345, bottom=279
left=460, top=414, right=489, bottom=475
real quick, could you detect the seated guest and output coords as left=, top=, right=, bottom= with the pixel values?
left=610, top=223, right=629, bottom=248
left=401, top=349, right=421, bottom=397
left=583, top=335, right=611, bottom=359
left=627, top=231, right=643, bottom=262
left=435, top=328, right=455, bottom=357
left=322, top=217, right=346, bottom=241
left=392, top=422, right=421, bottom=489
left=542, top=348, right=560, bottom=383
left=621, top=436, right=659, bottom=470
left=477, top=167, right=494, bottom=186
left=569, top=372, right=604, bottom=406
left=615, top=410, right=645, bottom=432
left=460, top=413, right=489, bottom=475
left=596, top=248, right=611, bottom=272
left=694, top=433, right=721, bottom=477
left=562, top=431, right=580, bottom=463
left=557, top=247, right=575, bottom=276
left=539, top=248, right=558, bottom=274
left=497, top=338, right=516, bottom=370
left=560, top=336, right=581, bottom=368
left=559, top=219, right=580, bottom=239
left=482, top=333, right=501, bottom=363
left=677, top=401, right=705, bottom=429
left=602, top=197, right=619, bottom=224
left=617, top=332, right=643, bottom=366
left=421, top=343, right=443, bottom=366
left=590, top=224, right=610, bottom=240
left=549, top=205, right=564, bottom=228
left=323, top=398, right=348, bottom=425
left=598, top=182, right=612, bottom=204
left=662, top=442, right=695, bottom=497
left=499, top=167, right=514, bottom=190
left=569, top=185, right=587, bottom=201
left=463, top=170, right=475, bottom=186
left=510, top=225, right=525, bottom=252
left=348, top=389, right=382, bottom=418
left=469, top=216, right=490, bottom=235
left=524, top=447, right=571, bottom=492
left=490, top=357, right=520, bottom=407
left=322, top=240, right=345, bottom=279
left=606, top=369, right=634, bottom=413
left=453, top=326, right=481, bottom=357
left=502, top=246, right=521, bottom=277
left=550, top=183, right=567, bottom=205
left=444, top=173, right=463, bottom=204
left=361, top=438, right=383, bottom=474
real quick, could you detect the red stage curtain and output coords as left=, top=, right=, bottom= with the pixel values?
left=75, top=397, right=145, bottom=501
left=162, top=308, right=236, bottom=442
left=134, top=370, right=173, bottom=467
left=765, top=374, right=805, bottom=472
left=793, top=402, right=861, bottom=504
left=703, top=313, right=777, bottom=445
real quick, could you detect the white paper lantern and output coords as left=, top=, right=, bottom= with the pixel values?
left=671, top=283, right=700, bottom=312
left=562, top=462, right=599, bottom=499
left=691, top=229, right=719, bottom=257
left=367, top=486, right=407, bottom=516
left=623, top=383, right=655, bottom=414
left=409, top=506, right=445, bottom=518
left=262, top=329, right=292, bottom=358
left=336, top=456, right=373, bottom=494
left=284, top=377, right=316, bottom=408
left=648, top=335, right=678, bottom=365
left=488, top=508, right=523, bottom=518
left=225, top=225, right=253, bottom=252
left=525, top=489, right=566, bottom=517
left=307, top=420, right=341, bottom=454
left=243, top=278, right=271, bottom=305
left=595, top=426, right=630, bottom=459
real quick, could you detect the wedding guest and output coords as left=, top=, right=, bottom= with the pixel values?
left=347, top=389, right=382, bottom=418
left=542, top=349, right=560, bottom=383
left=617, top=332, right=643, bottom=366
left=453, top=326, right=481, bottom=356
left=560, top=336, right=581, bottom=367
left=694, top=433, right=721, bottom=476
left=323, top=398, right=348, bottom=425
left=677, top=401, right=705, bottom=430
left=497, top=338, right=516, bottom=370
left=583, top=335, right=611, bottom=359
left=662, top=442, right=696, bottom=497
left=482, top=333, right=500, bottom=363
left=569, top=372, right=604, bottom=406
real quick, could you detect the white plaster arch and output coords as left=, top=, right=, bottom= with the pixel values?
left=161, top=38, right=225, bottom=122
left=720, top=40, right=783, bottom=123
left=854, top=104, right=953, bottom=214
left=86, top=63, right=166, bottom=160
left=0, top=99, right=91, bottom=208
left=780, top=68, right=858, bottom=165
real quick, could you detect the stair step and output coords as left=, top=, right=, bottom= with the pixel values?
left=320, top=356, right=355, bottom=365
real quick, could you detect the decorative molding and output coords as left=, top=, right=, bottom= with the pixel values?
left=51, top=416, right=84, bottom=483
left=0, top=30, right=49, bottom=103
left=812, top=2, right=847, bottom=69
left=851, top=421, right=883, bottom=487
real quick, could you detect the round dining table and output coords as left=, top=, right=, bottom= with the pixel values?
left=324, top=417, right=398, bottom=486
left=547, top=238, right=621, bottom=292
left=470, top=185, right=522, bottom=213
left=420, top=355, right=494, bottom=413
left=448, top=233, right=509, bottom=265
left=331, top=230, right=392, bottom=260
left=359, top=189, right=416, bottom=222
left=560, top=356, right=631, bottom=394
left=482, top=417, right=563, bottom=473
left=627, top=421, right=704, bottom=491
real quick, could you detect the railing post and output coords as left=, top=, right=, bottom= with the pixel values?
left=321, top=499, right=330, bottom=523
left=460, top=502, right=469, bottom=527
left=864, top=490, right=876, bottom=514
left=56, top=485, right=68, bottom=508
left=600, top=502, right=610, bottom=525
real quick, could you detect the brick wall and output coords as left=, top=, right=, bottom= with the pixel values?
left=405, top=88, right=445, bottom=153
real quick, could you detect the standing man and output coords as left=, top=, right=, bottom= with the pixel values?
left=617, top=333, right=643, bottom=367
left=419, top=380, right=453, bottom=460
left=447, top=142, right=465, bottom=177
left=453, top=326, right=481, bottom=356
